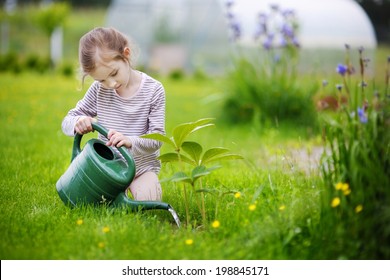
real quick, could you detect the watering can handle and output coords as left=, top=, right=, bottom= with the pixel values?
left=71, top=122, right=135, bottom=168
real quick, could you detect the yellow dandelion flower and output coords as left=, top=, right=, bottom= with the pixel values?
left=341, top=183, right=349, bottom=192
left=76, top=219, right=83, bottom=225
left=343, top=189, right=351, bottom=196
left=279, top=205, right=286, bottom=211
left=355, top=205, right=363, bottom=213
left=211, top=220, right=220, bottom=228
left=98, top=242, right=105, bottom=248
left=234, top=192, right=241, bottom=199
left=249, top=204, right=256, bottom=211
left=335, top=182, right=343, bottom=190
left=331, top=197, right=341, bottom=208
left=185, top=239, right=193, bottom=245
left=102, top=226, right=110, bottom=233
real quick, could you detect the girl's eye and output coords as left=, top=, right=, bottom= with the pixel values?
left=111, top=71, right=118, bottom=77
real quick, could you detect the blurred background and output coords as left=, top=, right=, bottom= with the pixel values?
left=0, top=0, right=389, bottom=77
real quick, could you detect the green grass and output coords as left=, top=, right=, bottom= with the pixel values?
left=0, top=72, right=324, bottom=260
left=1, top=5, right=388, bottom=259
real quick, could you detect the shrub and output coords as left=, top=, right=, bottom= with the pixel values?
left=0, top=52, right=21, bottom=73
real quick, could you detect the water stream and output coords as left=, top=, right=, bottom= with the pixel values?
left=168, top=206, right=181, bottom=228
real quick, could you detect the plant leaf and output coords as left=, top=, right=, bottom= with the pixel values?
left=167, top=172, right=192, bottom=184
left=172, top=118, right=214, bottom=148
left=158, top=152, right=195, bottom=165
left=201, top=147, right=230, bottom=164
left=191, top=165, right=209, bottom=179
left=204, top=154, right=244, bottom=164
left=141, top=133, right=175, bottom=148
left=201, top=147, right=244, bottom=164
left=182, top=141, right=203, bottom=165
left=191, top=165, right=221, bottom=183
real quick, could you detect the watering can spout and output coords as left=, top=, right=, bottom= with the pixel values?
left=112, top=192, right=181, bottom=227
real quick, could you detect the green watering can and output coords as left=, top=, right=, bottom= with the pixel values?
left=56, top=122, right=180, bottom=227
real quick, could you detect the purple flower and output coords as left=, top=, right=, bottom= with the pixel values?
left=263, top=34, right=274, bottom=50
left=282, top=9, right=295, bottom=17
left=357, top=107, right=368, bottom=123
left=336, top=84, right=343, bottom=92
left=292, top=37, right=300, bottom=48
left=225, top=1, right=234, bottom=8
left=229, top=21, right=241, bottom=41
left=336, top=64, right=348, bottom=76
left=270, top=4, right=279, bottom=11
left=281, top=23, right=294, bottom=38
left=279, top=37, right=287, bottom=47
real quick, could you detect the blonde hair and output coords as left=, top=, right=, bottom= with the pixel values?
left=78, top=27, right=136, bottom=82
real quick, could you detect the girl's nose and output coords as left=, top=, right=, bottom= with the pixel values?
left=106, top=78, right=116, bottom=89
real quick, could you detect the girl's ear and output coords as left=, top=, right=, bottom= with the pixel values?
left=123, top=47, right=131, bottom=58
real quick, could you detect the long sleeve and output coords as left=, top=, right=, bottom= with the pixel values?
left=61, top=82, right=99, bottom=136
left=60, top=72, right=165, bottom=176
left=128, top=82, right=165, bottom=156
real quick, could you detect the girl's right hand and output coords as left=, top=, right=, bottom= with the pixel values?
left=75, top=116, right=95, bottom=135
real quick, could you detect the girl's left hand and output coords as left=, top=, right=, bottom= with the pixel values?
left=106, top=129, right=132, bottom=148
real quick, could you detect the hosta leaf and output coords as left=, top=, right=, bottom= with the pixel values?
left=182, top=141, right=203, bottom=164
left=141, top=133, right=175, bottom=148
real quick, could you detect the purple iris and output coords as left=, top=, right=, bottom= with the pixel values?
left=281, top=23, right=294, bottom=38
left=263, top=34, right=274, bottom=50
left=357, top=107, right=368, bottom=123
left=229, top=21, right=241, bottom=41
left=337, top=64, right=348, bottom=76
left=225, top=1, right=234, bottom=8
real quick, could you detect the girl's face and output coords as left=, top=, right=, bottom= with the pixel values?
left=89, top=49, right=131, bottom=92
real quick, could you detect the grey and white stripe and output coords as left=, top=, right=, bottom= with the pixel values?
left=61, top=72, right=166, bottom=177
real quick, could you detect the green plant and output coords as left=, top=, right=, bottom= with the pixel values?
left=34, top=2, right=70, bottom=36
left=221, top=2, right=318, bottom=128
left=318, top=46, right=390, bottom=258
left=141, top=118, right=243, bottom=226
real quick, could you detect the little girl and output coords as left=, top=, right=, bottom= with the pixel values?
left=61, top=27, right=165, bottom=201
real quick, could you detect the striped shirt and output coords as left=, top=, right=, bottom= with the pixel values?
left=61, top=71, right=165, bottom=177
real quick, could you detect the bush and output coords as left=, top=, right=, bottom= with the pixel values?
left=24, top=53, right=51, bottom=73
left=0, top=52, right=22, bottom=73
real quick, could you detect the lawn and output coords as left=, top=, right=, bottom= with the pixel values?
left=0, top=72, right=323, bottom=260
left=1, top=5, right=389, bottom=261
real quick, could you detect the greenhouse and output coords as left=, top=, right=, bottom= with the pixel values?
left=106, top=0, right=377, bottom=74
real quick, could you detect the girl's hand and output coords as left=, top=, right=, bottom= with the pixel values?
left=106, top=129, right=132, bottom=148
left=75, top=116, right=96, bottom=135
